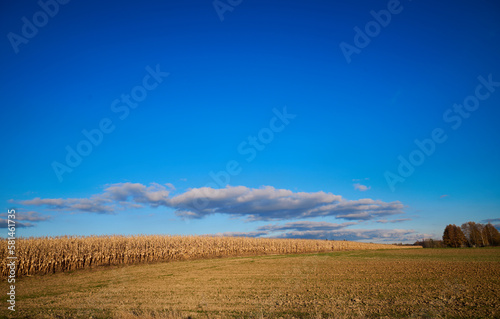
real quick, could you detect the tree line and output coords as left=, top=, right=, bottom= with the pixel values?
left=414, top=221, right=500, bottom=248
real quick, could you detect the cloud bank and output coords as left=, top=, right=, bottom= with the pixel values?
left=217, top=221, right=428, bottom=243
left=18, top=183, right=405, bottom=222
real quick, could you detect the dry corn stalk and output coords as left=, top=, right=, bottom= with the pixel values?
left=0, top=235, right=419, bottom=278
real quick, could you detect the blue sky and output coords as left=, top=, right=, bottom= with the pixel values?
left=1, top=0, right=499, bottom=242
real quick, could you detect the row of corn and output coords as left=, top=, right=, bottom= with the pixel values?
left=0, top=235, right=413, bottom=278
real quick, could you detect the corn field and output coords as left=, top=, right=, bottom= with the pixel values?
left=1, top=235, right=417, bottom=278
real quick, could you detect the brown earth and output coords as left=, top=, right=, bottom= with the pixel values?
left=1, top=248, right=499, bottom=318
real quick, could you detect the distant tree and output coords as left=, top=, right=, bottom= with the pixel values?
left=420, top=238, right=444, bottom=248
left=481, top=224, right=490, bottom=247
left=443, top=224, right=466, bottom=247
left=443, top=225, right=454, bottom=247
left=482, top=223, right=500, bottom=246
left=477, top=223, right=487, bottom=246
left=413, top=240, right=424, bottom=247
left=461, top=222, right=485, bottom=247
left=461, top=223, right=471, bottom=246
left=455, top=226, right=467, bottom=247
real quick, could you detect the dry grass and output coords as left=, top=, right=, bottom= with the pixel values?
left=0, top=235, right=415, bottom=278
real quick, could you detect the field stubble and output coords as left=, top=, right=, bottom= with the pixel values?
left=1, top=247, right=499, bottom=318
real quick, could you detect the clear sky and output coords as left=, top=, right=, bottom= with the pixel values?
left=1, top=0, right=499, bottom=243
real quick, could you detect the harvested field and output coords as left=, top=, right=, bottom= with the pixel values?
left=1, top=247, right=499, bottom=318
left=0, top=235, right=411, bottom=278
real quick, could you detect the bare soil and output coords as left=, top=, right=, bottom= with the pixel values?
left=1, top=248, right=499, bottom=318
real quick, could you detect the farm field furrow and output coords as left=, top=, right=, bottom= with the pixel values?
left=2, top=248, right=499, bottom=318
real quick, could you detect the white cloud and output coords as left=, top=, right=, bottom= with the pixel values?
left=0, top=219, right=34, bottom=228
left=18, top=183, right=405, bottom=222
left=20, top=196, right=114, bottom=214
left=19, top=182, right=172, bottom=214
left=275, top=228, right=421, bottom=242
left=303, top=198, right=404, bottom=220
left=258, top=221, right=357, bottom=232
left=353, top=183, right=371, bottom=191
left=104, top=182, right=170, bottom=206
left=0, top=211, right=51, bottom=228
left=375, top=218, right=412, bottom=224
left=215, top=231, right=269, bottom=237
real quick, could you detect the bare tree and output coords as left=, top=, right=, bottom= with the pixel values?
left=461, top=222, right=480, bottom=247
left=461, top=222, right=489, bottom=247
